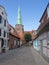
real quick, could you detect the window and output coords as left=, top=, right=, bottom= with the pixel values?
left=47, top=39, right=49, bottom=45
left=7, top=33, right=9, bottom=38
left=2, top=12, right=4, bottom=15
left=4, top=31, right=6, bottom=37
left=48, top=31, right=49, bottom=35
left=4, top=20, right=6, bottom=26
left=0, top=15, right=2, bottom=23
left=0, top=29, right=1, bottom=36
left=14, top=40, right=16, bottom=45
left=4, top=40, right=6, bottom=46
left=7, top=40, right=9, bottom=46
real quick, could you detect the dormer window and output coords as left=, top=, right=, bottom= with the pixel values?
left=0, top=15, right=2, bottom=23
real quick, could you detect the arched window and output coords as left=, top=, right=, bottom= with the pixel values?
left=0, top=15, right=2, bottom=23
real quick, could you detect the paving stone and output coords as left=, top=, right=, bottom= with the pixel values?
left=0, top=46, right=49, bottom=65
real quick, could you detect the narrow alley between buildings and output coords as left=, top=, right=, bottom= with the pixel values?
left=0, top=46, right=49, bottom=65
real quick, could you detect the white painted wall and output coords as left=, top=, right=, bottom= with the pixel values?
left=37, top=31, right=49, bottom=58
left=0, top=5, right=9, bottom=52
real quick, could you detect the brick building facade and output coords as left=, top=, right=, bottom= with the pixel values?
left=8, top=24, right=20, bottom=49
left=33, top=3, right=49, bottom=61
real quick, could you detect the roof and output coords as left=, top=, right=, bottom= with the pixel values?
left=8, top=24, right=14, bottom=28
left=17, top=6, right=22, bottom=24
left=37, top=3, right=49, bottom=34
left=8, top=24, right=36, bottom=41
left=24, top=30, right=36, bottom=35
left=0, top=5, right=7, bottom=16
left=33, top=35, right=38, bottom=40
left=39, top=3, right=49, bottom=23
left=24, top=31, right=32, bottom=35
left=8, top=24, right=20, bottom=38
left=18, top=34, right=24, bottom=41
left=10, top=33, right=20, bottom=39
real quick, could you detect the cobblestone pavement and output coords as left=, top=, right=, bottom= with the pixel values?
left=0, top=46, right=49, bottom=65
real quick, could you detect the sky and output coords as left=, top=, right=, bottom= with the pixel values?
left=0, top=0, right=49, bottom=31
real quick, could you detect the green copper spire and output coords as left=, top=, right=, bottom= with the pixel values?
left=17, top=6, right=22, bottom=24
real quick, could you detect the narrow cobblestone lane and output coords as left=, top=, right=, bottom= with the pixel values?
left=0, top=46, right=49, bottom=65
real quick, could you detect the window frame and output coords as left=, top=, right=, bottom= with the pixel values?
left=4, top=20, right=6, bottom=26
left=0, top=15, right=2, bottom=23
left=4, top=31, right=6, bottom=37
left=0, top=29, right=1, bottom=36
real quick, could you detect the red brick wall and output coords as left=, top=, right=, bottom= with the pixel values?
left=9, top=34, right=20, bottom=49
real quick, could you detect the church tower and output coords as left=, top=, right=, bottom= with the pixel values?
left=15, top=7, right=24, bottom=41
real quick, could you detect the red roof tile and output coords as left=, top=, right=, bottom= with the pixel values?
left=8, top=24, right=20, bottom=38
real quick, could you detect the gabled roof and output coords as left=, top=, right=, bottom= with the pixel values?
left=8, top=24, right=20, bottom=38
left=24, top=30, right=36, bottom=35
left=0, top=5, right=7, bottom=16
left=24, top=31, right=32, bottom=35
left=39, top=3, right=49, bottom=23
left=8, top=24, right=14, bottom=29
left=33, top=35, right=38, bottom=40
left=37, top=3, right=49, bottom=35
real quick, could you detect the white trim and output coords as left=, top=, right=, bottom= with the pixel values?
left=47, top=6, right=49, bottom=18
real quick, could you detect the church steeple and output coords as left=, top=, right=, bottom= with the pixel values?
left=15, top=6, right=24, bottom=43
left=17, top=6, right=22, bottom=24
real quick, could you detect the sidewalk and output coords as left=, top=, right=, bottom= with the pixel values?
left=31, top=47, right=49, bottom=65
